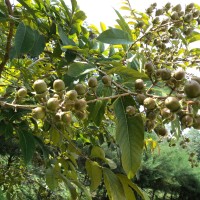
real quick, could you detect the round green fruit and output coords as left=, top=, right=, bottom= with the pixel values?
left=88, top=77, right=98, bottom=88
left=173, top=68, right=185, bottom=80
left=61, top=111, right=72, bottom=125
left=75, top=84, right=86, bottom=95
left=181, top=115, right=193, bottom=127
left=143, top=97, right=156, bottom=110
left=192, top=115, right=200, bottom=129
left=17, top=88, right=27, bottom=98
left=191, top=76, right=200, bottom=84
left=74, top=99, right=87, bottom=111
left=136, top=94, right=146, bottom=105
left=53, top=79, right=65, bottom=92
left=160, top=69, right=171, bottom=80
left=66, top=90, right=78, bottom=101
left=126, top=106, right=136, bottom=115
left=184, top=80, right=200, bottom=98
left=165, top=97, right=180, bottom=112
left=75, top=110, right=87, bottom=120
left=154, top=126, right=168, bottom=136
left=33, top=79, right=47, bottom=94
left=47, top=98, right=60, bottom=111
left=32, top=107, right=46, bottom=119
left=102, top=75, right=111, bottom=86
left=135, top=79, right=144, bottom=90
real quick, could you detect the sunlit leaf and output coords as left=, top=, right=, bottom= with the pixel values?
left=113, top=96, right=144, bottom=179
left=97, top=28, right=133, bottom=44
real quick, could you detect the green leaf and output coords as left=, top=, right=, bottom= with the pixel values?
left=67, top=62, right=96, bottom=77
left=46, top=167, right=58, bottom=190
left=103, top=168, right=126, bottom=200
left=71, top=0, right=77, bottom=13
left=117, top=174, right=136, bottom=200
left=107, top=66, right=147, bottom=79
left=115, top=9, right=132, bottom=39
left=58, top=26, right=76, bottom=46
left=14, top=23, right=35, bottom=55
left=85, top=160, right=102, bottom=191
left=171, top=117, right=181, bottom=139
left=117, top=174, right=150, bottom=200
left=100, top=22, right=107, bottom=32
left=73, top=10, right=87, bottom=22
left=29, top=30, right=45, bottom=56
left=91, top=146, right=106, bottom=161
left=188, top=34, right=200, bottom=43
left=113, top=96, right=144, bottom=179
left=17, top=129, right=35, bottom=164
left=97, top=28, right=133, bottom=44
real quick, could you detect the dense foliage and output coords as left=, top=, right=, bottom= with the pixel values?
left=0, top=0, right=200, bottom=199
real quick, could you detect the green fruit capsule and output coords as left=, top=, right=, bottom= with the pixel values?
left=33, top=79, right=47, bottom=94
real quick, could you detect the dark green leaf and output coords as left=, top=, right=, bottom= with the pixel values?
left=14, top=23, right=35, bottom=55
left=67, top=62, right=96, bottom=77
left=113, top=96, right=144, bottom=178
left=58, top=25, right=76, bottom=46
left=17, top=129, right=35, bottom=164
left=46, top=167, right=58, bottom=190
left=29, top=30, right=45, bottom=56
left=97, top=28, right=133, bottom=44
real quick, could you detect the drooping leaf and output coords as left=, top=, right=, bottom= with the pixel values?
left=91, top=146, right=106, bottom=161
left=46, top=167, right=58, bottom=190
left=103, top=168, right=126, bottom=200
left=113, top=96, right=144, bottom=179
left=117, top=174, right=150, bottom=200
left=67, top=62, right=96, bottom=77
left=17, top=129, right=35, bottom=164
left=85, top=160, right=102, bottom=191
left=14, top=22, right=35, bottom=56
left=117, top=174, right=136, bottom=200
left=97, top=28, right=133, bottom=44
left=58, top=25, right=76, bottom=46
left=29, top=30, right=45, bottom=56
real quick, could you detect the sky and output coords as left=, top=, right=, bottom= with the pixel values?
left=77, top=0, right=199, bottom=26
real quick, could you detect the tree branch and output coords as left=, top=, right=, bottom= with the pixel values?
left=0, top=0, right=15, bottom=77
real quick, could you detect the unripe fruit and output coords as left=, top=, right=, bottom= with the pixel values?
left=160, top=108, right=171, bottom=119
left=172, top=4, right=181, bottom=12
left=171, top=12, right=179, bottom=20
left=160, top=69, right=171, bottom=80
left=184, top=80, right=200, bottom=98
left=53, top=79, right=65, bottom=92
left=66, top=90, right=78, bottom=101
left=74, top=99, right=87, bottom=111
left=47, top=98, right=60, bottom=111
left=136, top=94, right=146, bottom=105
left=181, top=115, right=193, bottom=127
left=126, top=106, right=136, bottom=115
left=144, top=62, right=154, bottom=73
left=154, top=126, right=168, bottom=136
left=193, top=10, right=200, bottom=18
left=146, top=110, right=157, bottom=120
left=61, top=111, right=72, bottom=125
left=33, top=79, right=47, bottom=94
left=88, top=77, right=98, bottom=88
left=184, top=13, right=193, bottom=23
left=102, top=75, right=112, bottom=86
left=165, top=97, right=180, bottom=112
left=75, top=110, right=87, bottom=120
left=135, top=79, right=144, bottom=90
left=146, top=120, right=155, bottom=132
left=173, top=68, right=185, bottom=80
left=143, top=97, right=156, bottom=110
left=75, top=84, right=86, bottom=95
left=191, top=76, right=200, bottom=84
left=17, top=88, right=27, bottom=98
left=155, top=9, right=163, bottom=16
left=192, top=115, right=200, bottom=129
left=32, top=107, right=46, bottom=119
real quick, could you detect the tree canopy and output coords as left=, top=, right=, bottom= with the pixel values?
left=0, top=0, right=200, bottom=199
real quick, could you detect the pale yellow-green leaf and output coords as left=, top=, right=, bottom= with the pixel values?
left=100, top=22, right=107, bottom=32
left=85, top=160, right=102, bottom=191
left=103, top=168, right=126, bottom=200
left=117, top=174, right=136, bottom=200
left=91, top=146, right=106, bottom=161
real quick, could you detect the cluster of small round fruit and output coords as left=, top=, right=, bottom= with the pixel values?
left=23, top=75, right=112, bottom=126
left=125, top=64, right=200, bottom=136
